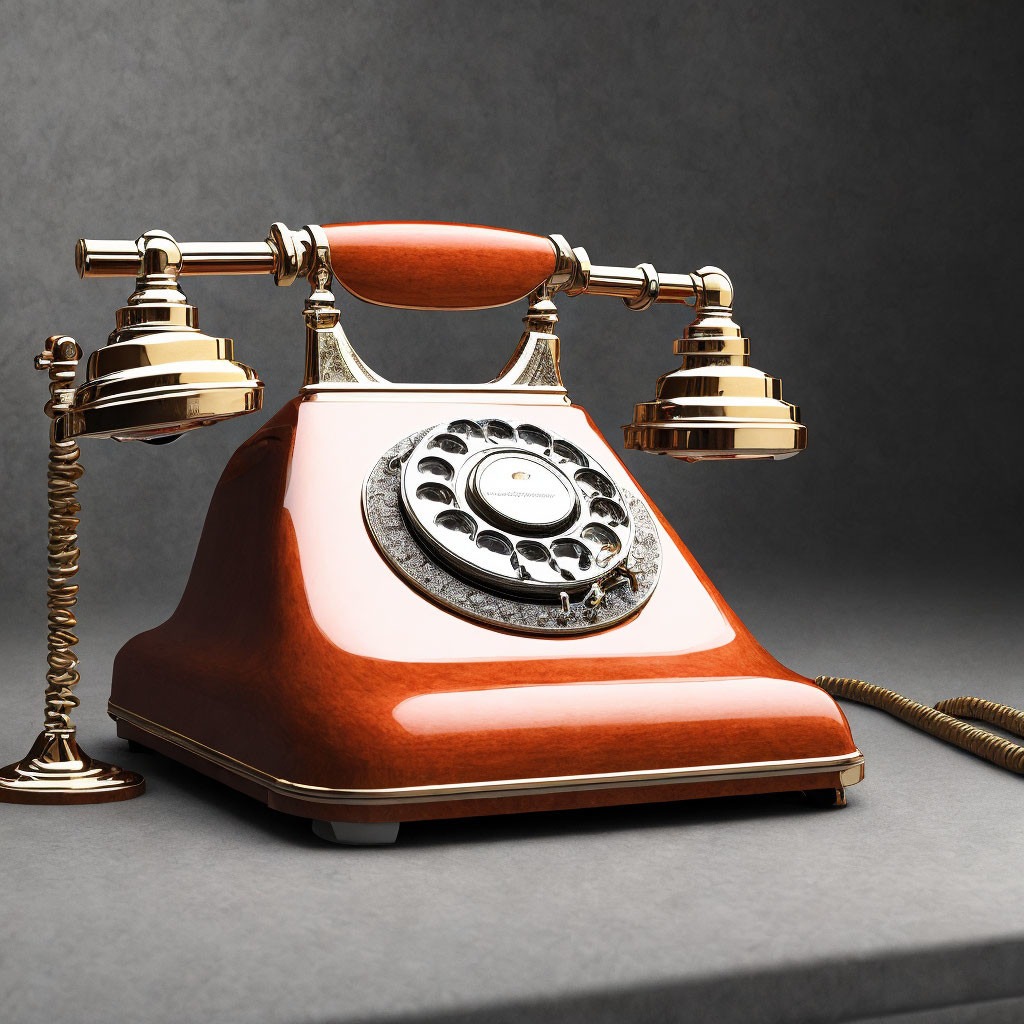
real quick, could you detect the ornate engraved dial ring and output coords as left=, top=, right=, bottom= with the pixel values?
left=362, top=421, right=662, bottom=636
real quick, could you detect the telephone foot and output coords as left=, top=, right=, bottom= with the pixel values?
left=312, top=820, right=401, bottom=845
left=805, top=785, right=847, bottom=808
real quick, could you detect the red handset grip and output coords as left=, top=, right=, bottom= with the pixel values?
left=323, top=222, right=556, bottom=310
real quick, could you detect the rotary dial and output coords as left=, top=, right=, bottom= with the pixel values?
left=400, top=418, right=634, bottom=597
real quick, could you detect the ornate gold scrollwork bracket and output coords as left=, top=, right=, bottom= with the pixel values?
left=491, top=283, right=565, bottom=389
left=0, top=337, right=145, bottom=804
left=302, top=225, right=388, bottom=386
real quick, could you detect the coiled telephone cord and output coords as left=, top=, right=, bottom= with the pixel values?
left=814, top=676, right=1024, bottom=775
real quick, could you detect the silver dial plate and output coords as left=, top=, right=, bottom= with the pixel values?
left=363, top=422, right=662, bottom=636
left=401, top=418, right=635, bottom=596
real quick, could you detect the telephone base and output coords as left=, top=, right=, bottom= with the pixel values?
left=108, top=395, right=864, bottom=839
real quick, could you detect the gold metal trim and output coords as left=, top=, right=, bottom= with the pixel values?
left=77, top=237, right=279, bottom=279
left=68, top=231, right=262, bottom=442
left=301, top=224, right=387, bottom=386
left=302, top=384, right=571, bottom=403
left=624, top=267, right=805, bottom=461
left=108, top=702, right=863, bottom=807
left=491, top=285, right=565, bottom=389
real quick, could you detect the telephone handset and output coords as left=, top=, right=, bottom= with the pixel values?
left=1, top=221, right=1019, bottom=841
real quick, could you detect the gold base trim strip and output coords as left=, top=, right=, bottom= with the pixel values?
left=109, top=702, right=863, bottom=807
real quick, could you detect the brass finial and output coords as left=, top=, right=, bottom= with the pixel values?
left=624, top=268, right=806, bottom=461
left=68, top=230, right=263, bottom=442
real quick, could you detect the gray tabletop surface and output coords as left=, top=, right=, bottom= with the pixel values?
left=2, top=571, right=1023, bottom=1024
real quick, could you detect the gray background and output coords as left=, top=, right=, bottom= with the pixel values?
left=1, top=2, right=1023, bottom=1022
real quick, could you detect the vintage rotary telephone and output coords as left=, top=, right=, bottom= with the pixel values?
left=2, top=222, right=1021, bottom=843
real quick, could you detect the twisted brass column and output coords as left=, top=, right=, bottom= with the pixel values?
left=0, top=336, right=144, bottom=804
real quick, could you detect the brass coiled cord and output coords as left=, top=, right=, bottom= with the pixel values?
left=815, top=676, right=1024, bottom=775
left=39, top=338, right=83, bottom=737
left=934, top=696, right=1024, bottom=737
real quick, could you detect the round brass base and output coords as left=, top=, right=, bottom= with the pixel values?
left=0, top=732, right=145, bottom=805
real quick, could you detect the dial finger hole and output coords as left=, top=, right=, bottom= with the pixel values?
left=476, top=530, right=514, bottom=556
left=551, top=440, right=588, bottom=468
left=515, top=540, right=550, bottom=562
left=427, top=433, right=469, bottom=455
left=417, top=456, right=454, bottom=480
left=589, top=497, right=628, bottom=526
left=446, top=419, right=485, bottom=440
left=416, top=482, right=455, bottom=504
left=435, top=509, right=476, bottom=539
left=551, top=539, right=593, bottom=572
left=482, top=419, right=515, bottom=443
left=582, top=524, right=621, bottom=566
left=575, top=468, right=615, bottom=498
left=517, top=424, right=551, bottom=451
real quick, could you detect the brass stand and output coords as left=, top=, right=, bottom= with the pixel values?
left=0, top=337, right=144, bottom=804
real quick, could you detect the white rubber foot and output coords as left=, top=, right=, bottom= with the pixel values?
left=311, top=819, right=401, bottom=845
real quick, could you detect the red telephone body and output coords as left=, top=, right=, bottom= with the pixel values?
left=107, top=223, right=862, bottom=837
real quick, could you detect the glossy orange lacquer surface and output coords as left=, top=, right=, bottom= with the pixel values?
left=111, top=394, right=857, bottom=822
left=323, top=222, right=556, bottom=309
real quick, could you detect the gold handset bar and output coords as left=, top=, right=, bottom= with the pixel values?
left=76, top=239, right=277, bottom=278
left=75, top=226, right=704, bottom=305
left=73, top=221, right=800, bottom=461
